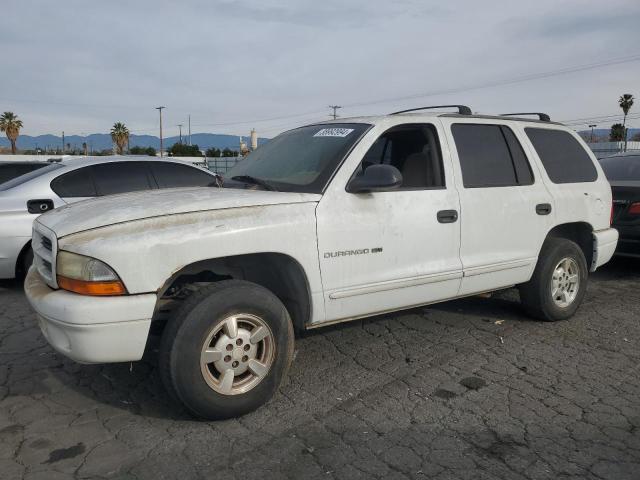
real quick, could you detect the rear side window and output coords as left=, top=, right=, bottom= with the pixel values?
left=50, top=167, right=97, bottom=197
left=150, top=162, right=216, bottom=188
left=91, top=162, right=153, bottom=196
left=452, top=124, right=534, bottom=188
left=525, top=128, right=597, bottom=183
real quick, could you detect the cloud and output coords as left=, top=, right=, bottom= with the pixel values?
left=0, top=0, right=639, bottom=136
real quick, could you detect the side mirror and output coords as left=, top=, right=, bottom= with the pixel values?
left=347, top=164, right=403, bottom=193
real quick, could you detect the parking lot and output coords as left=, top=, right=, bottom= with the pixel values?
left=0, top=258, right=638, bottom=480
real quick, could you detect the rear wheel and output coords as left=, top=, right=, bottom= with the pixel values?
left=159, top=280, right=294, bottom=419
left=519, top=238, right=588, bottom=321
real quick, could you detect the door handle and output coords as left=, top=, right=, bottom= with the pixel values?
left=437, top=209, right=458, bottom=223
left=27, top=199, right=54, bottom=214
left=536, top=203, right=552, bottom=215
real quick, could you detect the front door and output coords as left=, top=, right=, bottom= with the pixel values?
left=315, top=121, right=463, bottom=323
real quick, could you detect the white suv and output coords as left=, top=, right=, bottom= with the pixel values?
left=25, top=107, right=618, bottom=419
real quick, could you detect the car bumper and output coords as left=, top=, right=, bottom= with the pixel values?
left=591, top=228, right=619, bottom=271
left=613, top=224, right=640, bottom=258
left=24, top=267, right=157, bottom=364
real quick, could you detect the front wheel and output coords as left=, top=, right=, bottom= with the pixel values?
left=519, top=237, right=588, bottom=321
left=159, top=280, right=294, bottom=419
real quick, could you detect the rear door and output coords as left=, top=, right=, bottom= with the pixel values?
left=442, top=119, right=555, bottom=295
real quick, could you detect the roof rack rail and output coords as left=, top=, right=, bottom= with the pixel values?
left=391, top=105, right=472, bottom=115
left=500, top=112, right=551, bottom=122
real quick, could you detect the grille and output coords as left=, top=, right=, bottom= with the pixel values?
left=32, top=224, right=58, bottom=288
left=41, top=236, right=52, bottom=251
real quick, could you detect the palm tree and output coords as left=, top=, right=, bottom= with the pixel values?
left=0, top=112, right=24, bottom=154
left=110, top=122, right=130, bottom=155
left=619, top=94, right=634, bottom=151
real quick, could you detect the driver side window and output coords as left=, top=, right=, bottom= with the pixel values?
left=355, top=124, right=445, bottom=189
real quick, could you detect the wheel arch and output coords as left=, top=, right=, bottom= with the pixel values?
left=15, top=240, right=32, bottom=278
left=543, top=222, right=595, bottom=269
left=155, top=252, right=312, bottom=332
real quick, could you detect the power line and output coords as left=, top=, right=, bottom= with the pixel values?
left=2, top=53, right=639, bottom=130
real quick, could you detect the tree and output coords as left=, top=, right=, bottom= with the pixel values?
left=610, top=123, right=625, bottom=141
left=205, top=147, right=221, bottom=157
left=167, top=143, right=202, bottom=157
left=0, top=112, right=23, bottom=154
left=619, top=93, right=634, bottom=151
left=130, top=146, right=157, bottom=156
left=110, top=122, right=130, bottom=154
left=222, top=148, right=239, bottom=157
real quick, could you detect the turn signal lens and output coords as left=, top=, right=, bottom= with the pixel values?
left=629, top=202, right=640, bottom=215
left=57, top=276, right=127, bottom=296
left=56, top=251, right=126, bottom=296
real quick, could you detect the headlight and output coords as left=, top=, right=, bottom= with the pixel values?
left=56, top=251, right=126, bottom=296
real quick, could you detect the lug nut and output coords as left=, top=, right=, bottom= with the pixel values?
left=224, top=355, right=231, bottom=362
left=242, top=355, right=248, bottom=362
left=236, top=339, right=243, bottom=346
left=243, top=344, right=250, bottom=351
left=226, top=344, right=233, bottom=351
left=232, top=361, right=239, bottom=368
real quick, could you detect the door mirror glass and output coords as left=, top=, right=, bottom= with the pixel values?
left=347, top=164, right=403, bottom=193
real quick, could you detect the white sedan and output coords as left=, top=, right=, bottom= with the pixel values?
left=0, top=156, right=220, bottom=279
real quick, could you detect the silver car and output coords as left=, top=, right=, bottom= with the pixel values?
left=0, top=156, right=220, bottom=279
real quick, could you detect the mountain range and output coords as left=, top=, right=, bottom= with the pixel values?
left=0, top=133, right=269, bottom=151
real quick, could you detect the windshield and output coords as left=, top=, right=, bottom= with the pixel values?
left=224, top=123, right=371, bottom=193
left=0, top=163, right=64, bottom=191
left=599, top=155, right=640, bottom=182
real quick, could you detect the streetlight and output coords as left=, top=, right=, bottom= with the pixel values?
left=156, top=106, right=165, bottom=157
left=589, top=124, right=597, bottom=143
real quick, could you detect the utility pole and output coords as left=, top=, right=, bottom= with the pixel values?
left=156, top=106, right=165, bottom=157
left=329, top=105, right=342, bottom=120
left=589, top=124, right=597, bottom=143
left=188, top=114, right=191, bottom=146
left=178, top=124, right=183, bottom=144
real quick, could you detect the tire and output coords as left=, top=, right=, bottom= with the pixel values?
left=159, top=280, right=294, bottom=419
left=519, top=237, right=588, bottom=321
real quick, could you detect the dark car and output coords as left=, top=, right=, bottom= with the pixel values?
left=0, top=161, right=48, bottom=184
left=599, top=153, right=640, bottom=257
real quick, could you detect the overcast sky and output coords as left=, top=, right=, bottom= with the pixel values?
left=1, top=0, right=639, bottom=137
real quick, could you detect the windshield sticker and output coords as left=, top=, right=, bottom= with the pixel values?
left=314, top=128, right=354, bottom=138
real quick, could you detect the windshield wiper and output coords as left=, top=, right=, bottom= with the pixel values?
left=230, top=175, right=277, bottom=191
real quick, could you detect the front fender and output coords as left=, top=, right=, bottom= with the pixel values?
left=57, top=203, right=322, bottom=296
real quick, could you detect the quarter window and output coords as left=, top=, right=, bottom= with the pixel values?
left=50, top=167, right=97, bottom=197
left=525, top=128, right=597, bottom=183
left=452, top=124, right=534, bottom=188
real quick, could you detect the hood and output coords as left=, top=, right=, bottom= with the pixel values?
left=37, top=187, right=321, bottom=237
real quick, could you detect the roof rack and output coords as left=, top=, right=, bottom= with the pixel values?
left=391, top=105, right=472, bottom=115
left=500, top=112, right=551, bottom=122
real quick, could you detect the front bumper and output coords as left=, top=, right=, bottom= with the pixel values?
left=24, top=267, right=157, bottom=364
left=591, top=228, right=619, bottom=271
